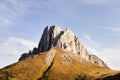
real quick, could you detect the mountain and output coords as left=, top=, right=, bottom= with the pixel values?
left=19, top=26, right=107, bottom=68
left=0, top=26, right=120, bottom=80
left=0, top=48, right=120, bottom=80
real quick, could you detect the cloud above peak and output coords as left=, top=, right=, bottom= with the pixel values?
left=0, top=0, right=30, bottom=27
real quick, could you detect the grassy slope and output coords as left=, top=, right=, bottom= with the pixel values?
left=0, top=48, right=119, bottom=80
left=41, top=48, right=120, bottom=80
left=0, top=51, right=49, bottom=80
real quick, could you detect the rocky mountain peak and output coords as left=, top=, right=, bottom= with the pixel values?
left=19, top=25, right=108, bottom=68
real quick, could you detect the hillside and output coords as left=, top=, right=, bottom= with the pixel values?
left=19, top=26, right=108, bottom=68
left=0, top=48, right=120, bottom=80
left=0, top=26, right=120, bottom=80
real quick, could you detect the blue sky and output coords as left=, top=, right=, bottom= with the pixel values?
left=0, top=0, right=120, bottom=70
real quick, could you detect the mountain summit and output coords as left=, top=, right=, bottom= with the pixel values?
left=19, top=25, right=107, bottom=68
left=0, top=26, right=120, bottom=80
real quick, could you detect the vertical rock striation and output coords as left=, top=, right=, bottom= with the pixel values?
left=19, top=25, right=108, bottom=68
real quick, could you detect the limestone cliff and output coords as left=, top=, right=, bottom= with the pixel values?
left=19, top=25, right=108, bottom=68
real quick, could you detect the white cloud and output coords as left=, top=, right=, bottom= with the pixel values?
left=77, top=0, right=110, bottom=5
left=89, top=47, right=120, bottom=70
left=104, top=27, right=120, bottom=32
left=82, top=34, right=120, bottom=70
left=0, top=37, right=37, bottom=56
left=83, top=34, right=91, bottom=40
left=0, top=0, right=30, bottom=27
left=0, top=0, right=83, bottom=27
left=8, top=37, right=37, bottom=49
left=0, top=0, right=57, bottom=27
left=83, top=34, right=100, bottom=48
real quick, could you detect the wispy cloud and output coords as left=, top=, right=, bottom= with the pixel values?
left=0, top=0, right=32, bottom=27
left=88, top=46, right=120, bottom=70
left=77, top=0, right=110, bottom=5
left=0, top=37, right=37, bottom=56
left=83, top=34, right=91, bottom=40
left=0, top=0, right=84, bottom=27
left=83, top=35, right=120, bottom=70
left=104, top=27, right=120, bottom=32
left=83, top=34, right=100, bottom=48
left=0, top=0, right=59, bottom=27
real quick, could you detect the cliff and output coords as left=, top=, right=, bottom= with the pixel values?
left=19, top=25, right=108, bottom=68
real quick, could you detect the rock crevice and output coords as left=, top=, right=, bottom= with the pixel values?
left=19, top=25, right=108, bottom=68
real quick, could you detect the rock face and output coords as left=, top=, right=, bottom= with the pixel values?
left=19, top=25, right=108, bottom=68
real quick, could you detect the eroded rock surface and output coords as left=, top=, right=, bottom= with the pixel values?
left=19, top=25, right=108, bottom=68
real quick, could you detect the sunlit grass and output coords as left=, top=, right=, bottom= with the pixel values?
left=0, top=48, right=119, bottom=80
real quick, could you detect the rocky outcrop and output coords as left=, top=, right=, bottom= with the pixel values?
left=45, top=49, right=56, bottom=66
left=19, top=25, right=108, bottom=68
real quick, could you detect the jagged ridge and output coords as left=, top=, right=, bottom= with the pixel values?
left=19, top=25, right=108, bottom=68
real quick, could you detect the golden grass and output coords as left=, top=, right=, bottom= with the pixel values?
left=40, top=48, right=120, bottom=80
left=0, top=51, right=50, bottom=80
left=0, top=48, right=119, bottom=80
